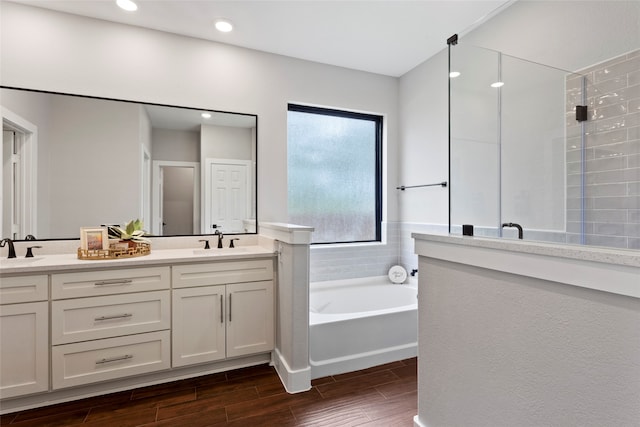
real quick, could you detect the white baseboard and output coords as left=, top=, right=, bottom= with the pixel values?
left=273, top=348, right=311, bottom=393
left=413, top=414, right=427, bottom=427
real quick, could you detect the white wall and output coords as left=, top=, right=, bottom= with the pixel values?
left=0, top=2, right=399, bottom=226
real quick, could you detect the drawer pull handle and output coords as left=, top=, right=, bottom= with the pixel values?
left=96, top=354, right=133, bottom=365
left=229, top=293, right=232, bottom=322
left=220, top=295, right=223, bottom=324
left=94, top=279, right=133, bottom=287
left=95, top=313, right=133, bottom=321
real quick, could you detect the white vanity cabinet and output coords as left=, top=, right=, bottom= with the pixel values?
left=0, top=250, right=278, bottom=413
left=0, top=275, right=49, bottom=398
left=172, top=260, right=274, bottom=367
left=50, top=267, right=171, bottom=389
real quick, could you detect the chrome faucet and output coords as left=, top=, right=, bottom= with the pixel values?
left=502, top=222, right=523, bottom=240
left=0, top=238, right=17, bottom=258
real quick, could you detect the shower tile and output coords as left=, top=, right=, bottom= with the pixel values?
left=592, top=195, right=640, bottom=210
left=627, top=154, right=640, bottom=168
left=585, top=183, right=628, bottom=197
left=593, top=56, right=640, bottom=82
left=628, top=126, right=640, bottom=141
left=585, top=155, right=626, bottom=172
left=628, top=237, right=640, bottom=249
left=585, top=128, right=627, bottom=147
left=594, top=141, right=640, bottom=158
left=590, top=104, right=628, bottom=122
left=628, top=182, right=640, bottom=196
left=629, top=70, right=640, bottom=87
left=584, top=234, right=627, bottom=249
left=628, top=50, right=640, bottom=59
left=587, top=77, right=628, bottom=100
left=566, top=233, right=582, bottom=245
left=593, top=222, right=626, bottom=236
left=588, top=168, right=638, bottom=184
left=585, top=209, right=628, bottom=223
left=624, top=223, right=640, bottom=236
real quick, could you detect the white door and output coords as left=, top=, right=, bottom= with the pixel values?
left=204, top=159, right=250, bottom=233
left=2, top=130, right=20, bottom=239
left=2, top=109, right=37, bottom=239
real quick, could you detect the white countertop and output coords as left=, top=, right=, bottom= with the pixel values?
left=412, top=233, right=640, bottom=298
left=412, top=233, right=640, bottom=267
left=0, top=245, right=275, bottom=275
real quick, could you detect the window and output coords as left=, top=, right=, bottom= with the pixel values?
left=287, top=104, right=382, bottom=244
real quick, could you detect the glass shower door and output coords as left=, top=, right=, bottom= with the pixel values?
left=449, top=43, right=586, bottom=243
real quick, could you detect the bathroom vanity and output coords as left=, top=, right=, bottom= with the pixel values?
left=0, top=246, right=276, bottom=413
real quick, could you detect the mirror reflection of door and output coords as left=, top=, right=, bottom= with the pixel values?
left=152, top=161, right=200, bottom=236
left=2, top=109, right=37, bottom=240
left=204, top=159, right=251, bottom=233
left=2, top=129, right=19, bottom=239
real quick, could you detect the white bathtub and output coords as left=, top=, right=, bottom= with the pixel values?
left=309, top=276, right=418, bottom=379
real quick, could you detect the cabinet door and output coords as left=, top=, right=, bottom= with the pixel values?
left=172, top=285, right=226, bottom=367
left=226, top=280, right=274, bottom=358
left=0, top=302, right=48, bottom=398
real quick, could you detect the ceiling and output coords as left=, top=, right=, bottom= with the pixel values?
left=9, top=0, right=512, bottom=77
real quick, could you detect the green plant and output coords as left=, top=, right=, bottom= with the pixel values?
left=108, top=219, right=150, bottom=243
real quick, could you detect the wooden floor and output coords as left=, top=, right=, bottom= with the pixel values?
left=0, top=358, right=417, bottom=426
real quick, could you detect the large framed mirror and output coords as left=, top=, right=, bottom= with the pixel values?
left=1, top=86, right=257, bottom=240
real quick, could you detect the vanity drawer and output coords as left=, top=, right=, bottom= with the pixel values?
left=52, top=267, right=170, bottom=299
left=52, top=291, right=170, bottom=345
left=172, top=259, right=273, bottom=288
left=0, top=275, right=48, bottom=304
left=52, top=330, right=170, bottom=389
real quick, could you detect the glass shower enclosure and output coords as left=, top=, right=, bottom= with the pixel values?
left=448, top=40, right=639, bottom=250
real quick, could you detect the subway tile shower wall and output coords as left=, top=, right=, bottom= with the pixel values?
left=566, top=49, right=640, bottom=249
left=309, top=222, right=401, bottom=282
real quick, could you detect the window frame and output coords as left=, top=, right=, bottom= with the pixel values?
left=287, top=103, right=383, bottom=244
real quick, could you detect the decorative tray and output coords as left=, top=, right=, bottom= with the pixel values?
left=77, top=242, right=151, bottom=260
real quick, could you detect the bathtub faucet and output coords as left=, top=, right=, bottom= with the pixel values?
left=502, top=222, right=523, bottom=240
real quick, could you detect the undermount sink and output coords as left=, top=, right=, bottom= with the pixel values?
left=192, top=248, right=248, bottom=256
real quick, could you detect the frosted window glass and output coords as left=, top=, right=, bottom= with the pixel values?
left=287, top=108, right=380, bottom=243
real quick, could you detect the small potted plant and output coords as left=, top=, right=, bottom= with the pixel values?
left=107, top=219, right=150, bottom=249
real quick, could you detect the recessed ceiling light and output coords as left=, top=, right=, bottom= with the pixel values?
left=116, top=0, right=137, bottom=12
left=215, top=19, right=233, bottom=33
left=490, top=81, right=504, bottom=88
left=449, top=71, right=461, bottom=78
left=201, top=112, right=212, bottom=119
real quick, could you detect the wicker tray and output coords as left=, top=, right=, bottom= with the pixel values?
left=77, top=242, right=151, bottom=260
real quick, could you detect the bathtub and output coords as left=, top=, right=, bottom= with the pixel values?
left=309, top=276, right=418, bottom=379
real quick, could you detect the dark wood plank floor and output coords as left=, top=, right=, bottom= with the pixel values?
left=0, top=358, right=417, bottom=426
